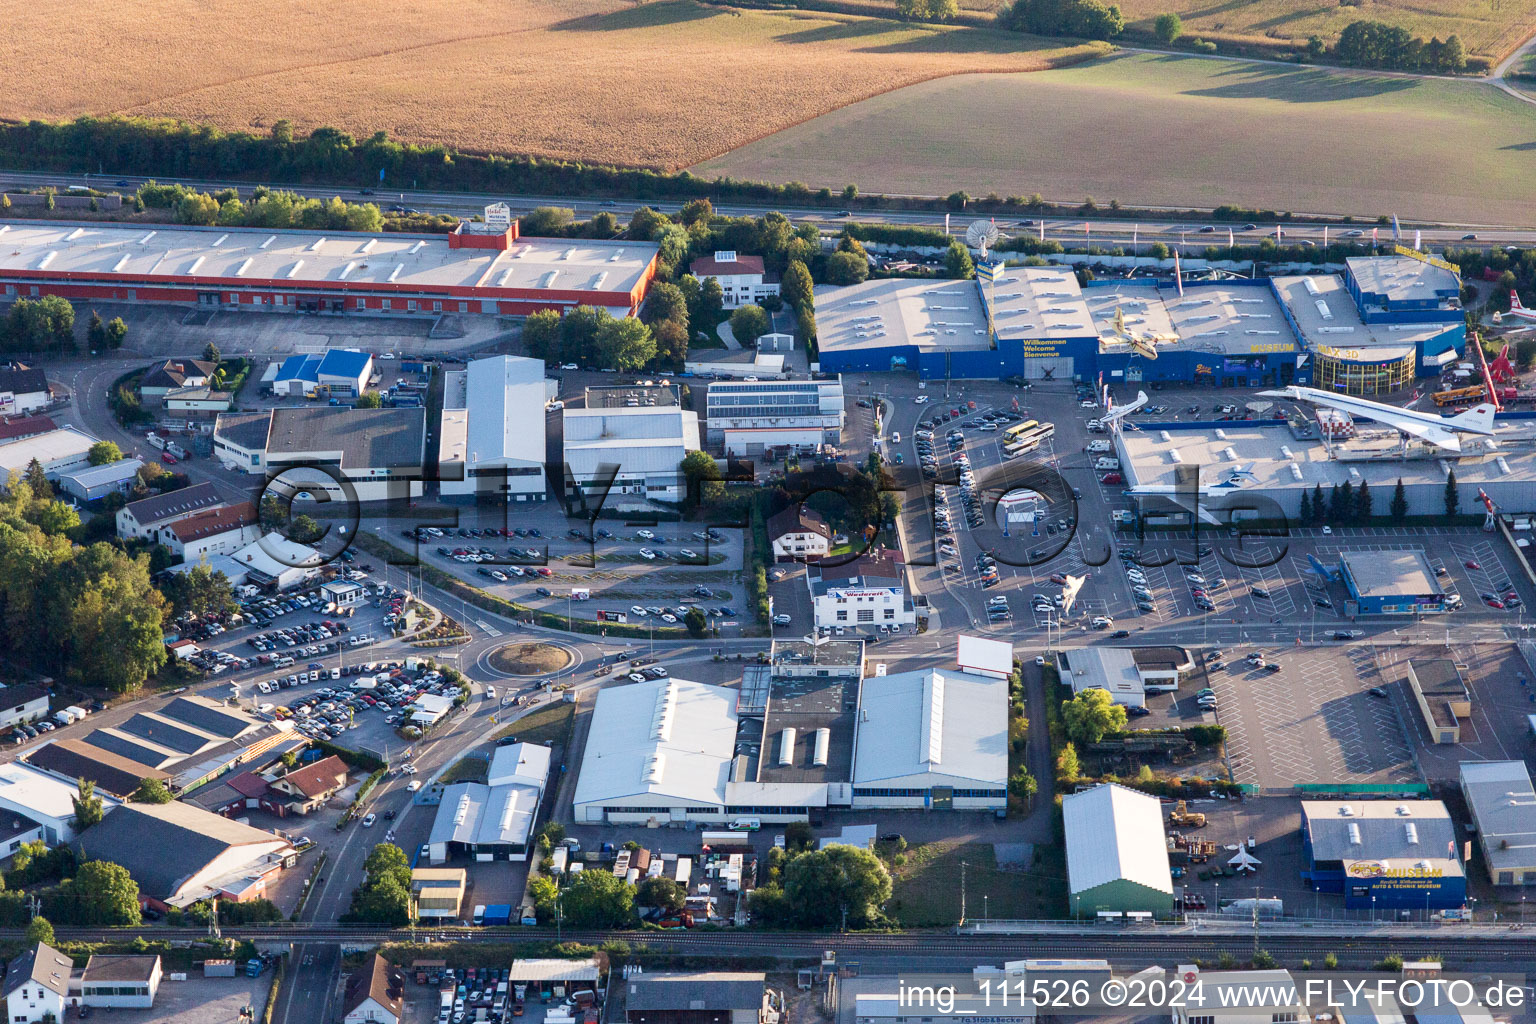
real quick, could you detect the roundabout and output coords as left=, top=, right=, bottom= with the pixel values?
left=478, top=640, right=579, bottom=680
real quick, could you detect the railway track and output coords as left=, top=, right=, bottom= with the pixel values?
left=18, top=927, right=1534, bottom=964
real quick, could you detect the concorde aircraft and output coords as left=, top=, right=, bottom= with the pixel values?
left=1259, top=385, right=1495, bottom=453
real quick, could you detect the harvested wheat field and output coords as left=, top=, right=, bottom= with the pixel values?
left=0, top=0, right=1105, bottom=169
left=694, top=52, right=1536, bottom=223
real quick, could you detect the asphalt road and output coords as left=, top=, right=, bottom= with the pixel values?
left=9, top=168, right=1536, bottom=238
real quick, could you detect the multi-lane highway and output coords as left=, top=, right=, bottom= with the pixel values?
left=7, top=168, right=1536, bottom=245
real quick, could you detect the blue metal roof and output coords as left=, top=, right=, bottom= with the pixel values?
left=274, top=354, right=321, bottom=383
left=317, top=349, right=371, bottom=380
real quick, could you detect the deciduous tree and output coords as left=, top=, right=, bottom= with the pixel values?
left=781, top=844, right=891, bottom=929
left=825, top=251, right=868, bottom=286
left=635, top=876, right=686, bottom=913
left=729, top=304, right=770, bottom=347
left=1154, top=11, right=1182, bottom=41
left=1062, top=688, right=1127, bottom=745
left=87, top=441, right=123, bottom=466
left=53, top=861, right=140, bottom=926
left=130, top=778, right=174, bottom=804
left=559, top=869, right=635, bottom=929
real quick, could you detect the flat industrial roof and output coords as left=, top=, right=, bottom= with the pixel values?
left=1273, top=275, right=1450, bottom=354
left=1408, top=659, right=1466, bottom=698
left=1302, top=799, right=1461, bottom=869
left=1059, top=648, right=1145, bottom=701
left=1458, top=760, right=1536, bottom=873
left=1118, top=421, right=1536, bottom=494
left=815, top=279, right=994, bottom=356
left=573, top=678, right=738, bottom=808
left=757, top=674, right=856, bottom=785
left=562, top=407, right=699, bottom=474
left=0, top=427, right=96, bottom=473
left=1340, top=550, right=1442, bottom=598
left=0, top=762, right=118, bottom=822
left=852, top=668, right=1006, bottom=788
left=1347, top=256, right=1459, bottom=304
left=463, top=355, right=547, bottom=469
left=770, top=638, right=864, bottom=669
left=985, top=266, right=1096, bottom=340
left=0, top=221, right=658, bottom=296
left=264, top=407, right=427, bottom=469
left=1084, top=280, right=1298, bottom=358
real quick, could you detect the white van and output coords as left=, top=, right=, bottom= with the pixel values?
left=1087, top=440, right=1113, bottom=453
left=1094, top=457, right=1120, bottom=471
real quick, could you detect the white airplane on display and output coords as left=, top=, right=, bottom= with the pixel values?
left=1259, top=385, right=1495, bottom=453
left=1099, top=389, right=1148, bottom=427
left=1492, top=290, right=1536, bottom=330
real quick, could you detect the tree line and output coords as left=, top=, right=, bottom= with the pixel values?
left=997, top=0, right=1124, bottom=40
left=1332, top=21, right=1466, bottom=72
left=0, top=473, right=170, bottom=692
left=137, top=180, right=385, bottom=232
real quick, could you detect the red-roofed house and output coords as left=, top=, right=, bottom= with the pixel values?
left=268, top=755, right=351, bottom=814
left=163, top=502, right=260, bottom=562
left=688, top=251, right=778, bottom=310
left=767, top=505, right=831, bottom=561
left=0, top=415, right=56, bottom=444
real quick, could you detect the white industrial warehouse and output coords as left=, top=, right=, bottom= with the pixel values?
left=573, top=638, right=1011, bottom=823
left=1063, top=783, right=1175, bottom=917
left=439, top=355, right=552, bottom=503
left=851, top=666, right=1008, bottom=811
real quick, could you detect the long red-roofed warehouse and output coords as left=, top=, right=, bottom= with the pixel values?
left=0, top=208, right=659, bottom=317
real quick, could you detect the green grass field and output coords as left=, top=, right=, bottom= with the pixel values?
left=693, top=52, right=1536, bottom=224
left=492, top=701, right=574, bottom=745
left=886, top=840, right=1066, bottom=926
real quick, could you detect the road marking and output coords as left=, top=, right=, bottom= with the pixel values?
left=475, top=620, right=501, bottom=637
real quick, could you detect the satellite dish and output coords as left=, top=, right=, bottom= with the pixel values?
left=964, top=219, right=1000, bottom=259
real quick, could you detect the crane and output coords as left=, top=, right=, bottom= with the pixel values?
left=1470, top=330, right=1504, bottom=411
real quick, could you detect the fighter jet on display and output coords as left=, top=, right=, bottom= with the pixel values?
left=1259, top=385, right=1495, bottom=453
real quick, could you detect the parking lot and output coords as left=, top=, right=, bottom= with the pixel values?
left=87, top=973, right=274, bottom=1024
left=397, top=515, right=751, bottom=635
left=1208, top=645, right=1417, bottom=788
left=1377, top=642, right=1536, bottom=782
left=160, top=569, right=477, bottom=765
